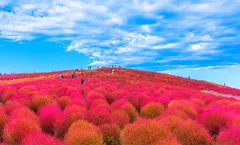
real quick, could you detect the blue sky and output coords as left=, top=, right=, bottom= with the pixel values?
left=0, top=0, right=240, bottom=88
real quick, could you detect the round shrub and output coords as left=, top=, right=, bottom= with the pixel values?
left=89, top=99, right=111, bottom=111
left=31, top=95, right=52, bottom=111
left=54, top=105, right=86, bottom=137
left=230, top=116, right=240, bottom=127
left=1, top=88, right=17, bottom=103
left=111, top=99, right=131, bottom=110
left=3, top=101, right=24, bottom=115
left=155, top=96, right=171, bottom=108
left=140, top=102, right=164, bottom=118
left=112, top=110, right=130, bottom=128
left=121, top=119, right=173, bottom=145
left=168, top=100, right=198, bottom=120
left=217, top=126, right=240, bottom=145
left=0, top=107, right=8, bottom=140
left=100, top=124, right=121, bottom=145
left=64, top=120, right=103, bottom=145
left=9, top=107, right=39, bottom=123
left=190, top=98, right=206, bottom=108
left=154, top=137, right=181, bottom=145
left=173, top=120, right=213, bottom=145
left=122, top=104, right=138, bottom=123
left=106, top=91, right=121, bottom=104
left=162, top=108, right=189, bottom=120
left=199, top=106, right=228, bottom=135
left=158, top=116, right=184, bottom=132
left=21, top=132, right=64, bottom=145
left=39, top=104, right=62, bottom=134
left=67, top=120, right=99, bottom=132
left=3, top=118, right=41, bottom=144
left=85, top=107, right=116, bottom=126
left=67, top=97, right=85, bottom=108
left=57, top=96, right=70, bottom=110
left=64, top=128, right=103, bottom=145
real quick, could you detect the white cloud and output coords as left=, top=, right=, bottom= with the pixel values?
left=141, top=25, right=151, bottom=32
left=0, top=0, right=11, bottom=7
left=185, top=32, right=214, bottom=42
left=156, top=55, right=209, bottom=63
left=152, top=43, right=180, bottom=50
left=188, top=42, right=218, bottom=54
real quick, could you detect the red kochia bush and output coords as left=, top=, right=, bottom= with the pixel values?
left=111, top=99, right=132, bottom=110
left=64, top=120, right=103, bottom=145
left=0, top=107, right=8, bottom=140
left=217, top=126, right=240, bottom=145
left=121, top=119, right=173, bottom=145
left=54, top=105, right=86, bottom=137
left=1, top=88, right=17, bottom=103
left=105, top=91, right=121, bottom=104
left=3, top=101, right=24, bottom=115
left=158, top=116, right=184, bottom=132
left=89, top=99, right=111, bottom=111
left=86, top=92, right=105, bottom=104
left=3, top=118, right=41, bottom=145
left=174, top=120, right=213, bottom=145
left=168, top=100, right=198, bottom=120
left=31, top=95, right=52, bottom=111
left=198, top=106, right=228, bottom=136
left=100, top=124, right=121, bottom=145
left=162, top=108, right=189, bottom=120
left=21, top=132, right=65, bottom=145
left=57, top=96, right=70, bottom=110
left=155, top=96, right=171, bottom=108
left=9, top=107, right=39, bottom=123
left=122, top=104, right=138, bottom=123
left=85, top=107, right=116, bottom=126
left=154, top=137, right=181, bottom=145
left=39, top=104, right=62, bottom=134
left=140, top=102, right=164, bottom=118
left=159, top=116, right=213, bottom=145
left=190, top=98, right=206, bottom=108
left=112, top=110, right=130, bottom=128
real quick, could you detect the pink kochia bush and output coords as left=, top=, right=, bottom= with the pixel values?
left=21, top=132, right=65, bottom=145
left=85, top=107, right=116, bottom=126
left=39, top=104, right=62, bottom=134
left=121, top=119, right=173, bottom=145
left=3, top=118, right=41, bottom=144
left=64, top=120, right=103, bottom=145
left=217, top=126, right=240, bottom=145
left=198, top=106, right=228, bottom=136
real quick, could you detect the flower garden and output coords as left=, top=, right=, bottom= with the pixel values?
left=0, top=68, right=240, bottom=145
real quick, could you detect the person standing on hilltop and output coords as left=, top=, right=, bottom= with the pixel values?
left=59, top=73, right=64, bottom=79
left=81, top=79, right=84, bottom=84
left=72, top=71, right=77, bottom=78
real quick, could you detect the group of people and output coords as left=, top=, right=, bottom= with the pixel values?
left=59, top=72, right=87, bottom=85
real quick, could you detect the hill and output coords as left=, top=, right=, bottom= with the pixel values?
left=0, top=68, right=240, bottom=145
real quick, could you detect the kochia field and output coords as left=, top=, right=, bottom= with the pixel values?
left=0, top=68, right=240, bottom=145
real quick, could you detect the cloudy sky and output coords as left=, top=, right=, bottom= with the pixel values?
left=0, top=0, right=240, bottom=88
